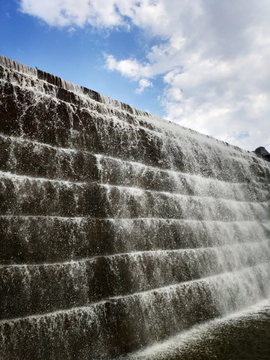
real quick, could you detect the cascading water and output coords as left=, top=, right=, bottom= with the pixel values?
left=0, top=55, right=270, bottom=359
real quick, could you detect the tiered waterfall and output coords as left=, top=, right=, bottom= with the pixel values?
left=0, top=55, right=270, bottom=359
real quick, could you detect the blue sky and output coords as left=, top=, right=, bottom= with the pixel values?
left=1, top=0, right=270, bottom=151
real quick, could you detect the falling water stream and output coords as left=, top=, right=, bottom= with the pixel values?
left=0, top=55, right=270, bottom=359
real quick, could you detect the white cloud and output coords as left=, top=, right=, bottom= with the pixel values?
left=105, top=55, right=152, bottom=80
left=68, top=26, right=76, bottom=34
left=19, top=0, right=270, bottom=150
left=20, top=0, right=123, bottom=27
left=19, top=0, right=163, bottom=28
left=135, top=78, right=153, bottom=94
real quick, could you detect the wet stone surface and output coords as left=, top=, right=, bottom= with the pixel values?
left=130, top=302, right=270, bottom=360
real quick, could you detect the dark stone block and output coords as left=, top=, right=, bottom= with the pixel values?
left=255, top=146, right=270, bottom=162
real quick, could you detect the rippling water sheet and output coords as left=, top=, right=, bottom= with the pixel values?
left=125, top=299, right=270, bottom=360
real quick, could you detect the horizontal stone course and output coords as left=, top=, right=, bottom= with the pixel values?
left=0, top=135, right=98, bottom=183
left=1, top=135, right=270, bottom=202
left=0, top=174, right=269, bottom=221
left=1, top=243, right=269, bottom=320
left=1, top=217, right=269, bottom=265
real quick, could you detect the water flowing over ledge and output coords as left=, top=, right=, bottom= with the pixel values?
left=0, top=55, right=270, bottom=359
left=0, top=54, right=148, bottom=117
left=125, top=299, right=270, bottom=359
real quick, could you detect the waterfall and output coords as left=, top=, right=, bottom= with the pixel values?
left=0, top=55, right=270, bottom=359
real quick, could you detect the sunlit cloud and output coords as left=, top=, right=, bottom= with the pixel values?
left=105, top=54, right=152, bottom=80
left=135, top=78, right=153, bottom=94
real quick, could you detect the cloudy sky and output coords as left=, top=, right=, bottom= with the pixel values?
left=1, top=0, right=270, bottom=151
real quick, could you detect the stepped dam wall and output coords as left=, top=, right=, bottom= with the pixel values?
left=0, top=55, right=270, bottom=359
